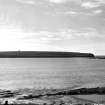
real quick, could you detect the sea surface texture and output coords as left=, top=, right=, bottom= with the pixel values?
left=0, top=58, right=104, bottom=90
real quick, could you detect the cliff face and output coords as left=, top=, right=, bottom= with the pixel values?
left=0, top=51, right=95, bottom=58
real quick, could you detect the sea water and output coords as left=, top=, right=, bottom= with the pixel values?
left=0, top=58, right=105, bottom=90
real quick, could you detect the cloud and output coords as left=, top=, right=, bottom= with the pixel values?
left=64, top=10, right=102, bottom=16
left=47, top=0, right=82, bottom=4
left=16, top=0, right=67, bottom=5
left=92, top=9, right=102, bottom=14
left=58, top=28, right=103, bottom=39
left=16, top=0, right=81, bottom=4
left=81, top=1, right=100, bottom=9
left=24, top=31, right=70, bottom=42
left=48, top=0, right=67, bottom=3
left=76, top=28, right=100, bottom=38
left=81, top=0, right=105, bottom=9
left=0, top=23, right=103, bottom=53
left=81, top=9, right=103, bottom=16
left=46, top=10, right=79, bottom=16
left=16, top=0, right=36, bottom=5
left=64, top=11, right=78, bottom=15
left=96, top=0, right=105, bottom=4
left=14, top=0, right=105, bottom=7
left=23, top=27, right=102, bottom=43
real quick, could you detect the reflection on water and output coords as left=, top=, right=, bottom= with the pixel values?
left=0, top=58, right=104, bottom=89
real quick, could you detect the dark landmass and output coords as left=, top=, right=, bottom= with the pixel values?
left=95, top=55, right=105, bottom=59
left=0, top=51, right=94, bottom=58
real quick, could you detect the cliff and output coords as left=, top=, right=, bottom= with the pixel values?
left=0, top=51, right=95, bottom=58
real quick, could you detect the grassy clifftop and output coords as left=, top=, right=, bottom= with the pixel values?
left=0, top=51, right=95, bottom=58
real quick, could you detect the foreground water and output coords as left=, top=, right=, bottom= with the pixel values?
left=0, top=58, right=105, bottom=90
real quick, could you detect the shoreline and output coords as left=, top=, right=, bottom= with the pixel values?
left=0, top=87, right=105, bottom=104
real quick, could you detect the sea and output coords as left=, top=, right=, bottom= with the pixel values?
left=0, top=58, right=105, bottom=90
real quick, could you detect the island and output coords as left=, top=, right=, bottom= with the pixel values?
left=0, top=51, right=95, bottom=58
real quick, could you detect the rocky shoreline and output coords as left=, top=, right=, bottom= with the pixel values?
left=0, top=87, right=105, bottom=104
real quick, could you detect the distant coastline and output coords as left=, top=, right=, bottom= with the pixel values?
left=95, top=55, right=105, bottom=59
left=0, top=51, right=95, bottom=58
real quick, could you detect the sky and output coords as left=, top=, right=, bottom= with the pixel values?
left=0, top=0, right=105, bottom=55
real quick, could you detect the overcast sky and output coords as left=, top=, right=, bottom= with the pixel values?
left=0, top=0, right=105, bottom=55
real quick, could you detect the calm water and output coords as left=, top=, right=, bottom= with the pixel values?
left=0, top=58, right=105, bottom=90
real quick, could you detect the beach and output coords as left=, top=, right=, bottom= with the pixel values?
left=0, top=87, right=105, bottom=105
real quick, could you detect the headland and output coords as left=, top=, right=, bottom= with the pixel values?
left=0, top=51, right=95, bottom=58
